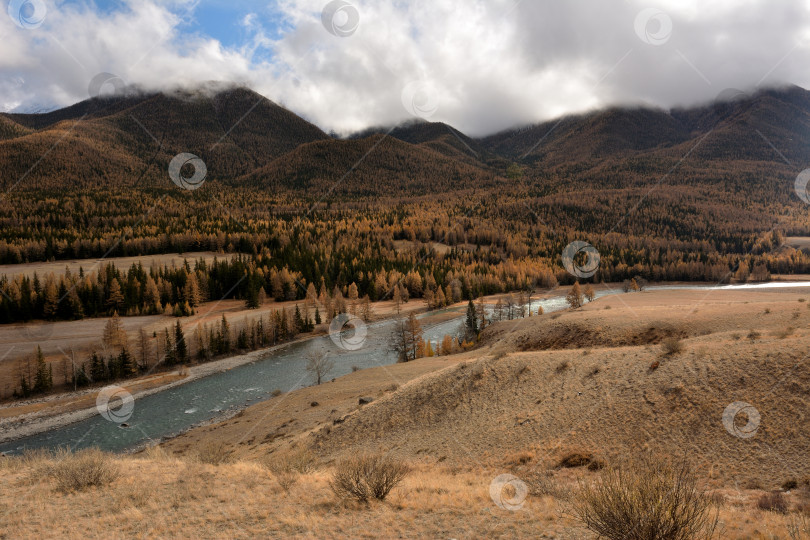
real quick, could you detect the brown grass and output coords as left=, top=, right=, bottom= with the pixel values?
left=0, top=451, right=807, bottom=538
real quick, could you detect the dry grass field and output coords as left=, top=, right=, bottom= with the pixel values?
left=0, top=252, right=232, bottom=280
left=1, top=286, right=809, bottom=538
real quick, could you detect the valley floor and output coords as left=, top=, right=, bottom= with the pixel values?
left=1, top=286, right=809, bottom=538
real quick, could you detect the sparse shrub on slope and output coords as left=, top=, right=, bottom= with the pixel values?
left=571, top=458, right=718, bottom=540
left=661, top=337, right=684, bottom=356
left=195, top=441, right=232, bottom=465
left=330, top=453, right=410, bottom=503
left=757, top=491, right=789, bottom=513
left=47, top=448, right=120, bottom=493
left=261, top=447, right=317, bottom=492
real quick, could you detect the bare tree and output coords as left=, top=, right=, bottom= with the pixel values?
left=306, top=351, right=335, bottom=385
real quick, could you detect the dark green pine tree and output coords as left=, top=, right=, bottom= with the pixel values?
left=164, top=329, right=176, bottom=366
left=219, top=315, right=231, bottom=354
left=119, top=347, right=136, bottom=377
left=244, top=274, right=261, bottom=309
left=74, top=364, right=90, bottom=387
left=314, top=307, right=322, bottom=325
left=32, top=346, right=53, bottom=393
left=237, top=328, right=248, bottom=350
left=294, top=305, right=304, bottom=333
left=465, top=299, right=478, bottom=339
left=174, top=321, right=187, bottom=364
left=18, top=373, right=30, bottom=398
left=89, top=352, right=106, bottom=382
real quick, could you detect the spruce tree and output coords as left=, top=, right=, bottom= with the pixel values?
left=465, top=299, right=478, bottom=339
left=32, top=346, right=52, bottom=393
left=164, top=329, right=176, bottom=366
left=174, top=320, right=187, bottom=364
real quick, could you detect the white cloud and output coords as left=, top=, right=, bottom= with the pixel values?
left=2, top=0, right=810, bottom=135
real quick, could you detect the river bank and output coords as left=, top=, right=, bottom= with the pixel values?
left=4, top=279, right=810, bottom=453
left=0, top=302, right=468, bottom=447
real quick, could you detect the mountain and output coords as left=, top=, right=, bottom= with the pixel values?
left=2, top=83, right=810, bottom=198
left=482, top=86, right=810, bottom=169
left=239, top=133, right=500, bottom=197
left=0, top=87, right=330, bottom=190
left=349, top=120, right=495, bottom=167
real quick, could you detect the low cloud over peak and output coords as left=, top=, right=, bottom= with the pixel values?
left=2, top=0, right=810, bottom=136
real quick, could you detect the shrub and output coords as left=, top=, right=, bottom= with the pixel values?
left=559, top=452, right=593, bottom=468
left=263, top=447, right=316, bottom=475
left=330, top=453, right=410, bottom=503
left=555, top=360, right=570, bottom=374
left=526, top=470, right=571, bottom=500
left=788, top=514, right=810, bottom=540
left=747, top=330, right=761, bottom=340
left=782, top=479, right=799, bottom=491
left=571, top=458, right=718, bottom=540
left=661, top=337, right=684, bottom=356
left=195, top=441, right=232, bottom=465
left=775, top=327, right=795, bottom=339
left=261, top=448, right=316, bottom=493
left=757, top=491, right=788, bottom=513
left=275, top=471, right=298, bottom=492
left=48, top=448, right=119, bottom=493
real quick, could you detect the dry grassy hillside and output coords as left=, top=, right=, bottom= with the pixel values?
left=299, top=289, right=807, bottom=488
left=1, top=287, right=809, bottom=538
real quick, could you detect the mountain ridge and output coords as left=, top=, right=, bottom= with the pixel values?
left=2, top=83, right=810, bottom=195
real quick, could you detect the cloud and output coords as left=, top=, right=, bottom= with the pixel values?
left=2, top=0, right=810, bottom=135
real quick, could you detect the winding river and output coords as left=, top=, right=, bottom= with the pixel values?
left=2, top=282, right=808, bottom=454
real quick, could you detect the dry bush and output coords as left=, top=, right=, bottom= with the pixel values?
left=47, top=448, right=120, bottom=493
left=661, top=337, right=684, bottom=356
left=555, top=360, right=570, bottom=373
left=774, top=327, right=796, bottom=339
left=526, top=469, right=571, bottom=500
left=262, top=447, right=316, bottom=475
left=330, top=453, right=410, bottom=503
left=788, top=513, right=810, bottom=540
left=504, top=450, right=535, bottom=468
left=12, top=448, right=52, bottom=474
left=275, top=471, right=298, bottom=492
left=262, top=447, right=317, bottom=493
left=748, top=330, right=761, bottom=340
left=571, top=458, right=718, bottom=540
left=757, top=491, right=789, bottom=513
left=194, top=441, right=232, bottom=465
left=140, top=444, right=173, bottom=462
left=559, top=452, right=593, bottom=469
